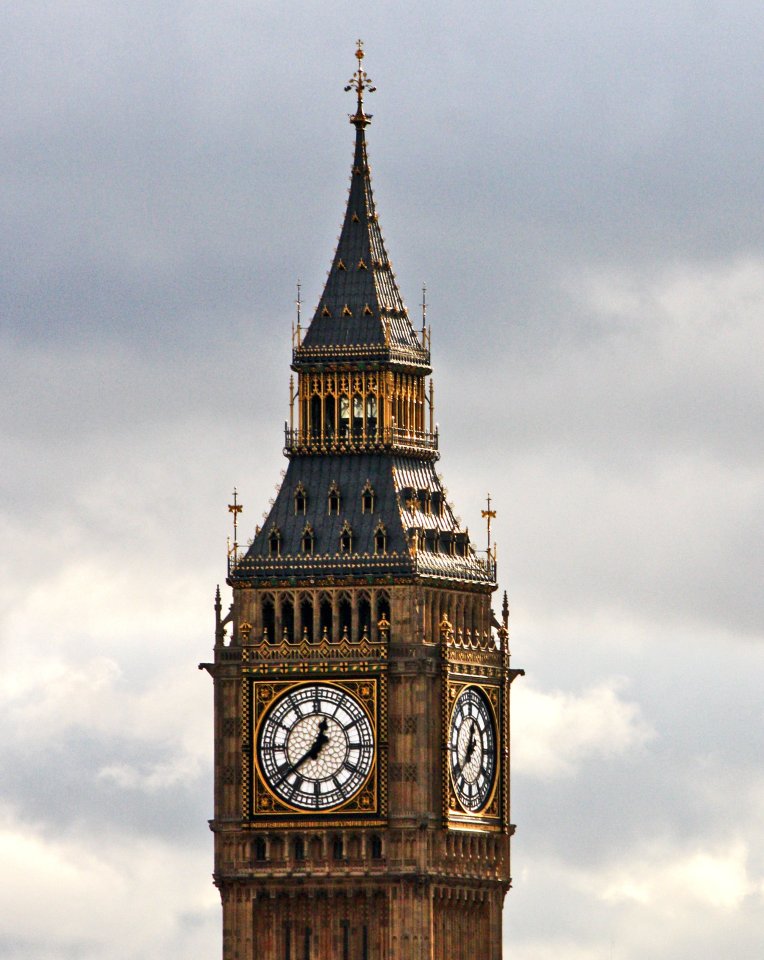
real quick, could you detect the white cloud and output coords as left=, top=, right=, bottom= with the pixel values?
left=601, top=841, right=757, bottom=912
left=98, top=754, right=203, bottom=793
left=508, top=837, right=764, bottom=960
left=513, top=680, right=654, bottom=779
left=0, top=805, right=218, bottom=959
left=0, top=652, right=209, bottom=769
left=506, top=942, right=605, bottom=960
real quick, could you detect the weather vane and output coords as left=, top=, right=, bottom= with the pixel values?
left=344, top=39, right=376, bottom=125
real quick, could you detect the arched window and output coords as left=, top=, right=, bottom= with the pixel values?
left=358, top=594, right=372, bottom=639
left=262, top=597, right=275, bottom=642
left=268, top=527, right=281, bottom=557
left=300, top=596, right=314, bottom=643
left=328, top=482, right=341, bottom=515
left=339, top=521, right=353, bottom=554
left=366, top=394, right=378, bottom=436
left=339, top=395, right=350, bottom=437
left=352, top=393, right=363, bottom=436
left=301, top=524, right=315, bottom=555
left=376, top=593, right=390, bottom=623
left=361, top=481, right=375, bottom=514
left=281, top=595, right=294, bottom=642
left=310, top=394, right=321, bottom=438
left=254, top=837, right=267, bottom=861
left=293, top=837, right=305, bottom=861
left=332, top=836, right=344, bottom=860
left=374, top=523, right=387, bottom=555
left=376, top=593, right=391, bottom=640
left=319, top=595, right=333, bottom=641
left=324, top=395, right=336, bottom=438
left=338, top=595, right=352, bottom=640
left=294, top=482, right=307, bottom=515
left=370, top=835, right=382, bottom=859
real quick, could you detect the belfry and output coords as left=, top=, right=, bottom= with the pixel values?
left=202, top=43, right=523, bottom=960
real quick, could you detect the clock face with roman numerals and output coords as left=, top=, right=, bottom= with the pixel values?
left=257, top=683, right=375, bottom=811
left=448, top=686, right=497, bottom=812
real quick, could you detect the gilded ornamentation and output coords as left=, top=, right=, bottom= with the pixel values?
left=247, top=635, right=386, bottom=662
left=445, top=649, right=503, bottom=671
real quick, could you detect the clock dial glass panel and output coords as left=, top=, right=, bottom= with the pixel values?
left=448, top=686, right=497, bottom=812
left=258, top=683, right=375, bottom=811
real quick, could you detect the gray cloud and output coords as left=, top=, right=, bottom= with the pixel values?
left=2, top=3, right=764, bottom=958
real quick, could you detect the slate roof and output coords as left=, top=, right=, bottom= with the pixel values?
left=292, top=116, right=430, bottom=372
left=231, top=454, right=495, bottom=586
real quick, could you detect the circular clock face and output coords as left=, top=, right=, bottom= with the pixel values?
left=257, top=683, right=375, bottom=811
left=448, top=686, right=497, bottom=812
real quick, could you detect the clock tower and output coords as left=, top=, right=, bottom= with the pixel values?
left=201, top=44, right=523, bottom=960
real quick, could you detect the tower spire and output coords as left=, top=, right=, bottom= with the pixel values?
left=344, top=39, right=376, bottom=127
left=295, top=41, right=429, bottom=370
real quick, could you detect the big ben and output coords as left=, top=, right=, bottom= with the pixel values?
left=201, top=43, right=523, bottom=960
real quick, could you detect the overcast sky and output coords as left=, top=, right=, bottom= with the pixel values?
left=2, top=2, right=763, bottom=958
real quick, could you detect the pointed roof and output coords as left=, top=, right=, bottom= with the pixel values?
left=231, top=453, right=495, bottom=587
left=293, top=45, right=430, bottom=372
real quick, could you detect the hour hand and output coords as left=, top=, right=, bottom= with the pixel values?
left=275, top=719, right=330, bottom=786
left=460, top=721, right=477, bottom=771
left=307, top=718, right=330, bottom=760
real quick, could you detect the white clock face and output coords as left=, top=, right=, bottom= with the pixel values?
left=448, top=686, right=497, bottom=812
left=257, top=683, right=375, bottom=811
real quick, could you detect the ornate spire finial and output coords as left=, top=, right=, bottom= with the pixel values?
left=228, top=487, right=243, bottom=564
left=295, top=279, right=302, bottom=347
left=344, top=39, right=376, bottom=127
left=481, top=493, right=497, bottom=557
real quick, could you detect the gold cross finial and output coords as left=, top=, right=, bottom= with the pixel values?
left=228, top=487, right=243, bottom=561
left=481, top=493, right=497, bottom=554
left=344, top=39, right=376, bottom=126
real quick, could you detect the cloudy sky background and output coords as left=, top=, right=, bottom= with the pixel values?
left=2, top=2, right=763, bottom=957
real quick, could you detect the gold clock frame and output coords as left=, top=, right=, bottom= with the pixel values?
left=444, top=679, right=503, bottom=831
left=244, top=675, right=386, bottom=827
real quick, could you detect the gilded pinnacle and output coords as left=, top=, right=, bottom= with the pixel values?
left=344, top=39, right=376, bottom=126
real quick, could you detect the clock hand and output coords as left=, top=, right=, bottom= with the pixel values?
left=461, top=721, right=477, bottom=771
left=307, top=717, right=330, bottom=760
left=274, top=718, right=331, bottom=787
